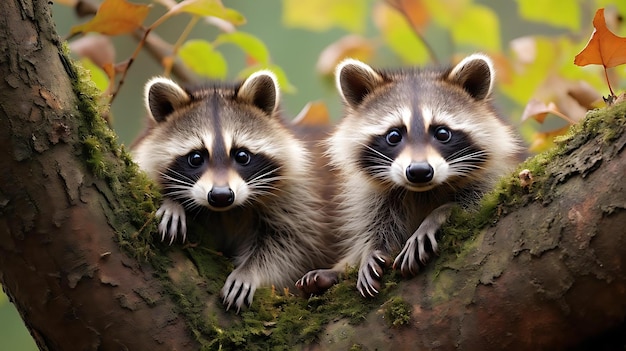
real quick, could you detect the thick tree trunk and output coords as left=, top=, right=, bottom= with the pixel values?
left=0, top=1, right=625, bottom=351
left=0, top=1, right=197, bottom=350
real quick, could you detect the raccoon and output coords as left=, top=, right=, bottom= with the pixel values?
left=296, top=54, right=522, bottom=297
left=131, top=71, right=332, bottom=311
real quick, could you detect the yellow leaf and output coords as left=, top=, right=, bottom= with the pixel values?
left=450, top=5, right=501, bottom=51
left=282, top=0, right=366, bottom=33
left=70, top=0, right=150, bottom=36
left=517, top=0, right=580, bottom=31
left=168, top=0, right=246, bottom=26
left=374, top=2, right=430, bottom=65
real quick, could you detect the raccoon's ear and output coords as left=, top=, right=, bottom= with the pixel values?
left=447, top=54, right=495, bottom=101
left=144, top=77, right=191, bottom=123
left=336, top=59, right=385, bottom=109
left=237, top=70, right=280, bottom=116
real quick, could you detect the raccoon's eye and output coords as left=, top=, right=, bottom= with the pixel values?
left=385, top=129, right=403, bottom=146
left=434, top=127, right=452, bottom=143
left=187, top=151, right=204, bottom=168
left=234, top=149, right=251, bottom=165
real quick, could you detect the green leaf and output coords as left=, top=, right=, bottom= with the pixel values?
left=517, top=0, right=580, bottom=31
left=282, top=0, right=366, bottom=33
left=451, top=4, right=501, bottom=51
left=178, top=40, right=227, bottom=79
left=373, top=3, right=430, bottom=64
left=168, top=0, right=246, bottom=26
left=215, top=32, right=270, bottom=65
left=238, top=64, right=296, bottom=94
left=80, top=58, right=110, bottom=92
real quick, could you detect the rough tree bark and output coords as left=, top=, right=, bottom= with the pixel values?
left=0, top=1, right=197, bottom=350
left=0, top=1, right=624, bottom=351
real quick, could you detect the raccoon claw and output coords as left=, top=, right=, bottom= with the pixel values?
left=155, top=199, right=187, bottom=245
left=393, top=229, right=438, bottom=276
left=356, top=250, right=390, bottom=298
left=221, top=272, right=257, bottom=313
left=393, top=236, right=420, bottom=276
left=296, top=269, right=339, bottom=295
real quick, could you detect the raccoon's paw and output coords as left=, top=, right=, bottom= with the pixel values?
left=221, top=271, right=258, bottom=313
left=393, top=229, right=438, bottom=276
left=357, top=250, right=391, bottom=298
left=296, top=269, right=339, bottom=295
left=155, top=199, right=187, bottom=245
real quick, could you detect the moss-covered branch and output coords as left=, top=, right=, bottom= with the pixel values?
left=159, top=102, right=626, bottom=350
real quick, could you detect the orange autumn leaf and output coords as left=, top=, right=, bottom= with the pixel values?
left=70, top=0, right=151, bottom=36
left=574, top=8, right=626, bottom=68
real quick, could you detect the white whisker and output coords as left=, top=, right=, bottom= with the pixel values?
left=358, top=142, right=394, bottom=164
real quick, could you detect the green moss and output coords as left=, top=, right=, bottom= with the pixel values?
left=173, top=220, right=405, bottom=349
left=383, top=297, right=412, bottom=327
left=63, top=45, right=160, bottom=259
left=185, top=246, right=233, bottom=296
left=82, top=135, right=106, bottom=178
left=438, top=102, right=626, bottom=264
left=166, top=254, right=404, bottom=350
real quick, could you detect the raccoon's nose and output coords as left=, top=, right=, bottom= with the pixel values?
left=208, top=186, right=235, bottom=208
left=406, top=162, right=434, bottom=183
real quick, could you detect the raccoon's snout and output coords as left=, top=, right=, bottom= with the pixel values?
left=406, top=162, right=434, bottom=183
left=208, top=186, right=235, bottom=208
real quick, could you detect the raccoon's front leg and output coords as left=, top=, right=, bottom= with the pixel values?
left=357, top=249, right=391, bottom=297
left=393, top=203, right=454, bottom=276
left=221, top=268, right=260, bottom=312
left=155, top=198, right=187, bottom=244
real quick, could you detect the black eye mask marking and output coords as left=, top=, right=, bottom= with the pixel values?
left=358, top=126, right=406, bottom=178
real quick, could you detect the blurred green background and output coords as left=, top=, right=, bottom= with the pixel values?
left=49, top=0, right=570, bottom=146
left=0, top=0, right=617, bottom=349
